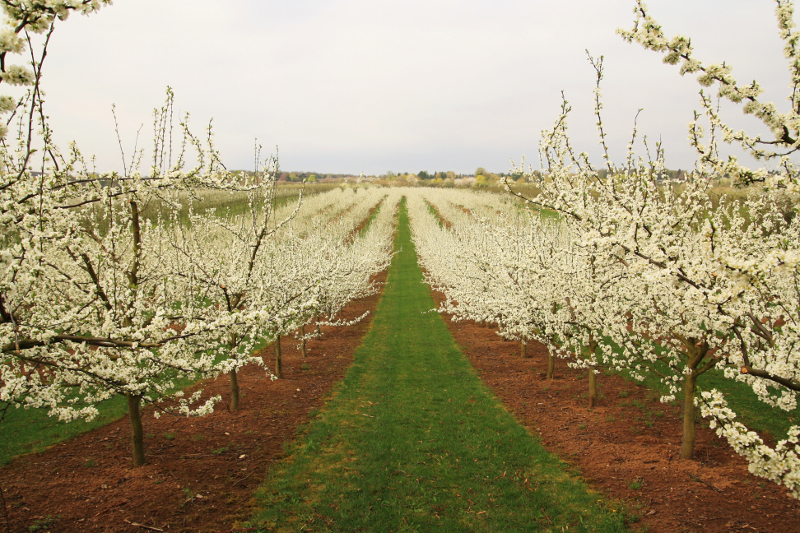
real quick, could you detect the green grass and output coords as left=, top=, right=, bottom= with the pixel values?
left=423, top=198, right=446, bottom=227
left=248, top=199, right=628, bottom=532
left=0, top=372, right=198, bottom=465
left=27, top=514, right=59, bottom=532
left=356, top=196, right=386, bottom=237
left=599, top=337, right=800, bottom=442
left=615, top=355, right=800, bottom=441
left=0, top=395, right=128, bottom=465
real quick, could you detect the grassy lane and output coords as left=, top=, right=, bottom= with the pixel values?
left=249, top=200, right=627, bottom=532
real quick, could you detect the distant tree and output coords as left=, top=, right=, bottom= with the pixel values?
left=475, top=167, right=486, bottom=178
left=418, top=170, right=431, bottom=180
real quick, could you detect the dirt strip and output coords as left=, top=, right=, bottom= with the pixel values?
left=344, top=196, right=386, bottom=243
left=0, top=271, right=387, bottom=533
left=429, top=289, right=800, bottom=533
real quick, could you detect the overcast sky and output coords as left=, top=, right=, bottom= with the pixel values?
left=19, top=0, right=799, bottom=175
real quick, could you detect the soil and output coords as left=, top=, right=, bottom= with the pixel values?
left=429, top=289, right=800, bottom=533
left=4, top=265, right=800, bottom=533
left=0, top=270, right=387, bottom=533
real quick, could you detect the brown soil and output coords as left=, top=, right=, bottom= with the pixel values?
left=5, top=264, right=800, bottom=533
left=0, top=270, right=387, bottom=533
left=429, top=289, right=800, bottom=533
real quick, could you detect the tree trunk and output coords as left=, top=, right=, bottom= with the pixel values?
left=230, top=368, right=240, bottom=412
left=127, top=393, right=145, bottom=467
left=300, top=325, right=307, bottom=358
left=274, top=334, right=282, bottom=379
left=680, top=370, right=698, bottom=459
left=521, top=339, right=528, bottom=359
left=587, top=337, right=598, bottom=408
left=679, top=339, right=710, bottom=460
left=229, top=333, right=240, bottom=412
left=546, top=351, right=555, bottom=380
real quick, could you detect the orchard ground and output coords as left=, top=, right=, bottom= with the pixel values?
left=246, top=200, right=625, bottom=532
left=0, top=270, right=388, bottom=533
left=0, top=198, right=797, bottom=532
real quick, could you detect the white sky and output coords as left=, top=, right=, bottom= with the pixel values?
left=19, top=0, right=800, bottom=175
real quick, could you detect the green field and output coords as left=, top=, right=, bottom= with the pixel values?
left=606, top=349, right=800, bottom=443
left=248, top=200, right=628, bottom=532
left=0, top=373, right=201, bottom=465
left=0, top=395, right=128, bottom=465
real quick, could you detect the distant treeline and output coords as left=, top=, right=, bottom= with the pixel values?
left=231, top=168, right=693, bottom=184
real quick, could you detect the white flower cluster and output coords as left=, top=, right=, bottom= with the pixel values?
left=0, top=1, right=112, bottom=138
left=699, top=390, right=800, bottom=497
left=408, top=188, right=625, bottom=406
left=160, top=183, right=397, bottom=395
left=618, top=0, right=800, bottom=194
left=1, top=99, right=396, bottom=463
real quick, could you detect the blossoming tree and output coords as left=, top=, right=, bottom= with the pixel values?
left=497, top=1, right=800, bottom=495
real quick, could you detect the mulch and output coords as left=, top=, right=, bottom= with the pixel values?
left=429, top=288, right=800, bottom=533
left=0, top=270, right=387, bottom=533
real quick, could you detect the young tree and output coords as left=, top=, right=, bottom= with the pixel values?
left=617, top=0, right=800, bottom=487
left=159, top=148, right=303, bottom=411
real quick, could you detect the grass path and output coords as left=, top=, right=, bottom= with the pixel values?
left=249, top=200, right=627, bottom=532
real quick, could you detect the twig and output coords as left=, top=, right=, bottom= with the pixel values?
left=123, top=519, right=164, bottom=532
left=690, top=474, right=723, bottom=492
left=231, top=472, right=254, bottom=487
